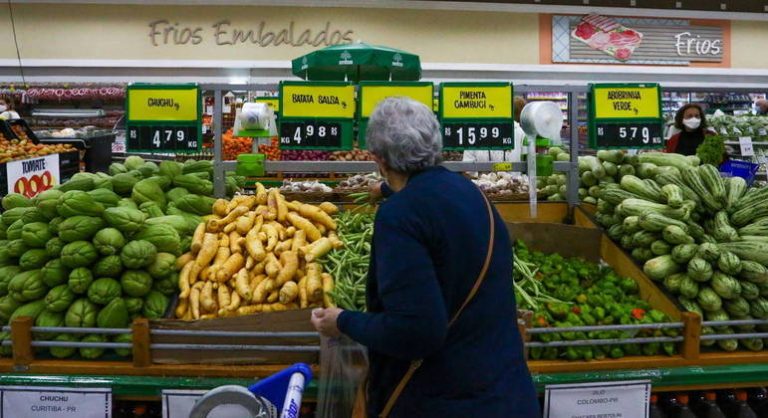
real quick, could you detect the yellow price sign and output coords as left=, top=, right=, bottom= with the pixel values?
left=281, top=84, right=355, bottom=119
left=255, top=97, right=280, bottom=112
left=360, top=84, right=434, bottom=118
left=442, top=84, right=512, bottom=119
left=593, top=85, right=660, bottom=119
left=128, top=87, right=198, bottom=122
left=492, top=162, right=513, bottom=172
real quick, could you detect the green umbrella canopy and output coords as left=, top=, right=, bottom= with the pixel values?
left=292, top=42, right=421, bottom=82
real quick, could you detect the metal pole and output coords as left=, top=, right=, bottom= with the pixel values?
left=567, top=90, right=581, bottom=207
left=213, top=88, right=226, bottom=197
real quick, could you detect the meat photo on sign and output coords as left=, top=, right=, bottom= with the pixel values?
left=571, top=14, right=644, bottom=61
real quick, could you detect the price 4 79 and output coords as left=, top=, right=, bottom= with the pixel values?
left=151, top=128, right=195, bottom=149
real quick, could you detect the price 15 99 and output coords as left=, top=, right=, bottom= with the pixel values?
left=442, top=122, right=514, bottom=149
left=279, top=120, right=343, bottom=148
left=595, top=122, right=663, bottom=149
left=127, top=125, right=199, bottom=152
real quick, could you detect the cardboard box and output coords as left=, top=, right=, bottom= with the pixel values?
left=150, top=309, right=318, bottom=365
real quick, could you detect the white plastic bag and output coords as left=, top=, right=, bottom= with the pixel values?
left=315, top=335, right=369, bottom=418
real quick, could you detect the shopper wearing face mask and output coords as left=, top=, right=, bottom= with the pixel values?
left=665, top=104, right=713, bottom=155
left=0, top=97, right=20, bottom=120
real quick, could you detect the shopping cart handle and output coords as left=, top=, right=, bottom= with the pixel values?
left=248, top=363, right=313, bottom=415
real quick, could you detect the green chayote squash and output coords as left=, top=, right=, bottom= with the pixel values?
left=41, top=259, right=69, bottom=288
left=8, top=269, right=46, bottom=302
left=49, top=334, right=78, bottom=359
left=60, top=241, right=98, bottom=268
left=7, top=239, right=29, bottom=258
left=34, top=189, right=64, bottom=220
left=79, top=334, right=106, bottom=359
left=142, top=291, right=169, bottom=320
left=92, top=228, right=126, bottom=256
left=58, top=216, right=105, bottom=243
left=120, top=270, right=153, bottom=297
left=132, top=179, right=167, bottom=211
left=112, top=173, right=140, bottom=196
left=103, top=207, right=146, bottom=234
left=1, top=207, right=34, bottom=227
left=48, top=217, right=64, bottom=235
left=34, top=309, right=65, bottom=339
left=45, top=285, right=76, bottom=313
left=10, top=300, right=46, bottom=321
left=92, top=255, right=123, bottom=278
left=174, top=194, right=216, bottom=216
left=146, top=252, right=176, bottom=280
left=113, top=333, right=133, bottom=357
left=87, top=188, right=120, bottom=208
left=21, top=222, right=53, bottom=248
left=2, top=193, right=32, bottom=210
left=68, top=267, right=94, bottom=294
left=6, top=219, right=24, bottom=241
left=116, top=198, right=139, bottom=210
left=19, top=249, right=50, bottom=271
left=64, top=298, right=98, bottom=327
left=109, top=162, right=128, bottom=176
left=0, top=266, right=22, bottom=296
left=120, top=240, right=157, bottom=269
left=97, top=298, right=130, bottom=328
left=124, top=297, right=143, bottom=314
left=124, top=156, right=145, bottom=171
left=0, top=296, right=21, bottom=324
left=57, top=190, right=104, bottom=218
left=46, top=237, right=64, bottom=258
left=21, top=208, right=48, bottom=224
left=87, top=278, right=122, bottom=305
left=134, top=225, right=180, bottom=255
left=138, top=162, right=160, bottom=179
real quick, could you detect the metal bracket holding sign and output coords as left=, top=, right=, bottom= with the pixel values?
left=357, top=81, right=434, bottom=146
left=543, top=380, right=651, bottom=418
left=126, top=83, right=202, bottom=153
left=439, top=82, right=515, bottom=151
left=0, top=386, right=112, bottom=418
left=588, top=83, right=664, bottom=150
left=278, top=81, right=355, bottom=150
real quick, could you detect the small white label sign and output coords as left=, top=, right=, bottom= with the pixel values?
left=162, top=390, right=252, bottom=418
left=544, top=380, right=651, bottom=418
left=739, top=136, right=755, bottom=157
left=0, top=386, right=111, bottom=418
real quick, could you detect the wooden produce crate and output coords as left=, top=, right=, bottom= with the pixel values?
left=573, top=205, right=768, bottom=365
left=506, top=221, right=701, bottom=374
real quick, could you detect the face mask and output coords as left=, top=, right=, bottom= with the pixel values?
left=0, top=105, right=6, bottom=112
left=683, top=117, right=701, bottom=130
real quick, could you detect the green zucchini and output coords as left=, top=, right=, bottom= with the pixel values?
left=663, top=225, right=694, bottom=245
left=599, top=188, right=642, bottom=206
left=650, top=240, right=672, bottom=256
left=711, top=272, right=742, bottom=300
left=696, top=243, right=721, bottom=263
left=632, top=248, right=655, bottom=263
left=620, top=175, right=664, bottom=203
left=712, top=211, right=740, bottom=242
left=671, top=243, right=698, bottom=264
left=737, top=217, right=768, bottom=236
left=661, top=184, right=684, bottom=208
left=688, top=257, right=714, bottom=282
left=643, top=255, right=680, bottom=281
left=739, top=260, right=768, bottom=284
left=635, top=163, right=659, bottom=180
left=724, top=176, right=747, bottom=211
left=718, top=241, right=768, bottom=266
left=730, top=200, right=768, bottom=227
left=623, top=216, right=642, bottom=234
left=699, top=164, right=726, bottom=207
left=617, top=199, right=689, bottom=221
left=632, top=230, right=658, bottom=248
left=730, top=186, right=768, bottom=215
left=681, top=166, right=722, bottom=212
left=639, top=212, right=689, bottom=233
left=596, top=150, right=625, bottom=164
left=638, top=152, right=695, bottom=171
left=717, top=251, right=743, bottom=276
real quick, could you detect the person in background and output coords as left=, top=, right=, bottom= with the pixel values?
left=311, top=97, right=539, bottom=418
left=665, top=103, right=714, bottom=156
left=0, top=97, right=20, bottom=120
left=756, top=99, right=768, bottom=116
left=462, top=96, right=527, bottom=164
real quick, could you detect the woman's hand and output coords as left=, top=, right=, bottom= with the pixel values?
left=368, top=182, right=384, bottom=202
left=311, top=308, right=343, bottom=337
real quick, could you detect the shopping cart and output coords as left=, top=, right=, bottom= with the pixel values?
left=189, top=363, right=313, bottom=418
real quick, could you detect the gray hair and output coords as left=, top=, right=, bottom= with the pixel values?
left=366, top=97, right=443, bottom=173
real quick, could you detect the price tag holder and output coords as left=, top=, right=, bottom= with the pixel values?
left=739, top=136, right=755, bottom=157
left=126, top=84, right=201, bottom=153
left=0, top=386, right=112, bottom=418
left=278, top=81, right=355, bottom=150
left=588, top=83, right=664, bottom=150
left=543, top=380, right=651, bottom=418
left=439, top=82, right=515, bottom=151
left=358, top=82, right=434, bottom=146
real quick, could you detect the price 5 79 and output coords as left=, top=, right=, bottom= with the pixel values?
left=618, top=126, right=651, bottom=144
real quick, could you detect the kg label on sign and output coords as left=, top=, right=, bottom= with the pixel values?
left=0, top=386, right=112, bottom=418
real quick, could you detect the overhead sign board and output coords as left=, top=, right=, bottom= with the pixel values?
left=439, top=82, right=515, bottom=150
left=358, top=82, right=434, bottom=145
left=588, top=83, right=664, bottom=150
left=278, top=81, right=355, bottom=150
left=126, top=84, right=201, bottom=153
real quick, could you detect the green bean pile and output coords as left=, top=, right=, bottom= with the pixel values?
left=322, top=210, right=375, bottom=311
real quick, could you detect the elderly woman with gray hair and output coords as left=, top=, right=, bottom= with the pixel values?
left=311, top=97, right=539, bottom=418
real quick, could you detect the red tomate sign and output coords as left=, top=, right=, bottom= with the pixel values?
left=6, top=154, right=60, bottom=198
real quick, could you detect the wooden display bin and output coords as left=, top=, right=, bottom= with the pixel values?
left=571, top=204, right=768, bottom=367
